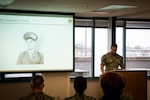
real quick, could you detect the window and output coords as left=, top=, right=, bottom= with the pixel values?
left=126, top=29, right=150, bottom=70
left=116, top=20, right=150, bottom=76
left=116, top=27, right=124, bottom=56
left=72, top=18, right=109, bottom=78
left=116, top=21, right=150, bottom=76
left=94, top=28, right=108, bottom=77
left=70, top=27, right=92, bottom=78
left=0, top=73, right=33, bottom=82
left=0, top=73, right=42, bottom=82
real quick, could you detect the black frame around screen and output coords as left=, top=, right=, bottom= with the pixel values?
left=0, top=9, right=75, bottom=73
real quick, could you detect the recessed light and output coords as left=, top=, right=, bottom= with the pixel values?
left=98, top=5, right=137, bottom=10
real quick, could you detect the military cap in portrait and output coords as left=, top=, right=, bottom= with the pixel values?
left=23, top=32, right=38, bottom=41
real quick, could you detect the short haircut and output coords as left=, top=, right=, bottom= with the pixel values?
left=74, top=76, right=87, bottom=95
left=31, top=75, right=44, bottom=89
left=101, top=71, right=126, bottom=97
left=111, top=43, right=117, bottom=48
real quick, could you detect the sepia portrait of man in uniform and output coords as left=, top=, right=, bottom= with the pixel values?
left=17, top=32, right=44, bottom=65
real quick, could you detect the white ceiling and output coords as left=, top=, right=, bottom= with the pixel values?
left=1, top=0, right=150, bottom=19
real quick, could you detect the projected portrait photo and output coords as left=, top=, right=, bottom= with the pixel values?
left=0, top=13, right=73, bottom=72
left=17, top=32, right=44, bottom=65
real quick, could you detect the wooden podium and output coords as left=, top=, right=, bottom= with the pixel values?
left=115, top=70, right=147, bottom=100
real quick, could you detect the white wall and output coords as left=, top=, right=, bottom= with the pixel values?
left=43, top=72, right=70, bottom=100
left=43, top=72, right=103, bottom=99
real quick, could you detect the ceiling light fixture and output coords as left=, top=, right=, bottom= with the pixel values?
left=0, top=0, right=15, bottom=8
left=98, top=5, right=137, bottom=11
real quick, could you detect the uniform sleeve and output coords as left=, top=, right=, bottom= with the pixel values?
left=101, top=55, right=106, bottom=66
left=120, top=56, right=125, bottom=69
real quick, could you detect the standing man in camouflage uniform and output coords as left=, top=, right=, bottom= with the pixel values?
left=100, top=44, right=125, bottom=74
left=20, top=75, right=55, bottom=100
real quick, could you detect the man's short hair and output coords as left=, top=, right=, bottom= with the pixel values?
left=100, top=71, right=126, bottom=97
left=111, top=43, right=117, bottom=48
left=74, top=76, right=87, bottom=95
left=31, top=75, right=44, bottom=89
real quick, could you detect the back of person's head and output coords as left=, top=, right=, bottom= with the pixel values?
left=100, top=71, right=126, bottom=99
left=31, top=75, right=44, bottom=89
left=74, top=76, right=87, bottom=95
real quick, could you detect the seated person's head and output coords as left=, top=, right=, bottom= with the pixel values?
left=31, top=75, right=44, bottom=91
left=74, top=76, right=87, bottom=95
left=100, top=71, right=126, bottom=98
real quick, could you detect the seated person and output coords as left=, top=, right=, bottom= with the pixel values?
left=100, top=71, right=134, bottom=100
left=20, top=75, right=55, bottom=100
left=120, top=73, right=134, bottom=100
left=64, top=76, right=96, bottom=100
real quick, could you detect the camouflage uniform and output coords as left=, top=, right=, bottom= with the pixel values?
left=100, top=89, right=135, bottom=100
left=64, top=94, right=96, bottom=100
left=101, top=52, right=125, bottom=71
left=20, top=92, right=55, bottom=100
left=120, top=89, right=135, bottom=100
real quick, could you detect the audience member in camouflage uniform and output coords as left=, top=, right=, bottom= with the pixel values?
left=100, top=71, right=134, bottom=100
left=120, top=74, right=135, bottom=100
left=20, top=75, right=55, bottom=100
left=100, top=44, right=125, bottom=74
left=64, top=76, right=96, bottom=100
